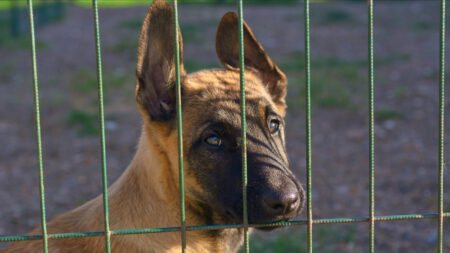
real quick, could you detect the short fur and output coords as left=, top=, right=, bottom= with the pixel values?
left=2, top=1, right=304, bottom=252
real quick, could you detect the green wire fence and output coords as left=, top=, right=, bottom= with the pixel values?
left=26, top=0, right=48, bottom=252
left=173, top=0, right=187, bottom=251
left=368, top=0, right=375, bottom=252
left=0, top=0, right=449, bottom=252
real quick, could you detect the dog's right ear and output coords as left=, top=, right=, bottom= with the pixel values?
left=216, top=12, right=287, bottom=108
left=136, top=0, right=185, bottom=122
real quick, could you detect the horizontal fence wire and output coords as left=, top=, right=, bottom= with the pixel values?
left=1, top=213, right=449, bottom=243
left=173, top=0, right=187, bottom=252
left=26, top=0, right=48, bottom=252
left=438, top=0, right=446, bottom=252
left=91, top=0, right=111, bottom=252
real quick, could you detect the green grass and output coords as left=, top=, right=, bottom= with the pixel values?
left=280, top=51, right=411, bottom=73
left=375, top=108, right=404, bottom=121
left=70, top=68, right=128, bottom=94
left=282, top=52, right=364, bottom=110
left=285, top=6, right=354, bottom=23
left=317, top=8, right=353, bottom=25
left=0, top=64, right=14, bottom=81
left=393, top=85, right=407, bottom=98
left=0, top=13, right=48, bottom=50
left=281, top=51, right=411, bottom=110
left=0, top=34, right=47, bottom=50
left=117, top=18, right=214, bottom=45
left=72, top=0, right=152, bottom=8
left=446, top=196, right=450, bottom=212
left=0, top=5, right=58, bottom=50
left=67, top=67, right=128, bottom=136
left=375, top=54, right=411, bottom=66
left=109, top=34, right=221, bottom=71
left=336, top=65, right=360, bottom=81
left=308, top=74, right=352, bottom=108
left=118, top=18, right=143, bottom=30
left=184, top=59, right=221, bottom=72
left=423, top=69, right=440, bottom=80
left=67, top=109, right=99, bottom=136
left=181, top=24, right=203, bottom=43
left=412, top=21, right=434, bottom=31
left=241, top=225, right=360, bottom=253
left=110, top=37, right=139, bottom=53
left=67, top=108, right=119, bottom=136
left=70, top=69, right=99, bottom=93
left=286, top=73, right=354, bottom=110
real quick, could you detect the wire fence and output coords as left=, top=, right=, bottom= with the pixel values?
left=0, top=0, right=448, bottom=252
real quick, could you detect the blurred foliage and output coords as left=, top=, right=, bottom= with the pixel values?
left=0, top=0, right=419, bottom=10
left=0, top=14, right=48, bottom=49
left=0, top=0, right=416, bottom=10
left=1, top=1, right=65, bottom=42
left=0, top=0, right=299, bottom=10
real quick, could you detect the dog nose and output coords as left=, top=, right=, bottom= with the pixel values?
left=262, top=187, right=300, bottom=216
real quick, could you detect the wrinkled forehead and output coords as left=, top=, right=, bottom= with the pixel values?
left=182, top=69, right=276, bottom=125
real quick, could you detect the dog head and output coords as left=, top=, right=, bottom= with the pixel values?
left=135, top=0, right=304, bottom=228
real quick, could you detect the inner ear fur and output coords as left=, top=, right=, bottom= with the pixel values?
left=216, top=12, right=287, bottom=106
left=136, top=0, right=185, bottom=122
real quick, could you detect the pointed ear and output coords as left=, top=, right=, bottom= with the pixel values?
left=216, top=12, right=287, bottom=106
left=136, top=0, right=185, bottom=121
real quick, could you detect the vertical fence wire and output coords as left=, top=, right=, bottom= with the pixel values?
left=7, top=1, right=448, bottom=252
left=368, top=0, right=375, bottom=252
left=173, top=0, right=187, bottom=252
left=303, top=0, right=313, bottom=252
left=237, top=0, right=249, bottom=252
left=438, top=0, right=446, bottom=252
left=91, top=1, right=111, bottom=252
left=26, top=0, right=48, bottom=252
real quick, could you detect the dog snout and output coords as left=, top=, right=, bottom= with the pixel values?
left=262, top=180, right=301, bottom=218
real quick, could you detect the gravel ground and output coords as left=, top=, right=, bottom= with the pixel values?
left=1, top=2, right=449, bottom=252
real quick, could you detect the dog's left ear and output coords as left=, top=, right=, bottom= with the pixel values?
left=216, top=12, right=287, bottom=107
left=136, top=0, right=185, bottom=122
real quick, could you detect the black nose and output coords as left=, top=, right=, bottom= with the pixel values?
left=262, top=186, right=300, bottom=217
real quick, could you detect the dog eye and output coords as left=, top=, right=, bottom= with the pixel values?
left=269, top=119, right=280, bottom=134
left=205, top=135, right=222, bottom=147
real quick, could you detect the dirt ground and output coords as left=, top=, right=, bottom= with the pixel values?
left=0, top=1, right=449, bottom=252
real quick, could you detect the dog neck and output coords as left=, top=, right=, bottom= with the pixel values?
left=105, top=125, right=243, bottom=252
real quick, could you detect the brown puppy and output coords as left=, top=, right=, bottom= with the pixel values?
left=2, top=0, right=304, bottom=252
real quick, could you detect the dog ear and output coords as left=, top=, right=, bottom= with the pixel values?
left=216, top=12, right=287, bottom=106
left=136, top=0, right=185, bottom=121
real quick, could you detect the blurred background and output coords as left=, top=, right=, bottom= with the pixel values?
left=0, top=0, right=449, bottom=252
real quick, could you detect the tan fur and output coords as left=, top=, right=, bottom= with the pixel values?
left=2, top=121, right=241, bottom=252
left=2, top=0, right=290, bottom=252
left=2, top=69, right=278, bottom=253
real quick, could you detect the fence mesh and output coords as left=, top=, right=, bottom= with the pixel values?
left=25, top=0, right=48, bottom=252
left=0, top=0, right=448, bottom=252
